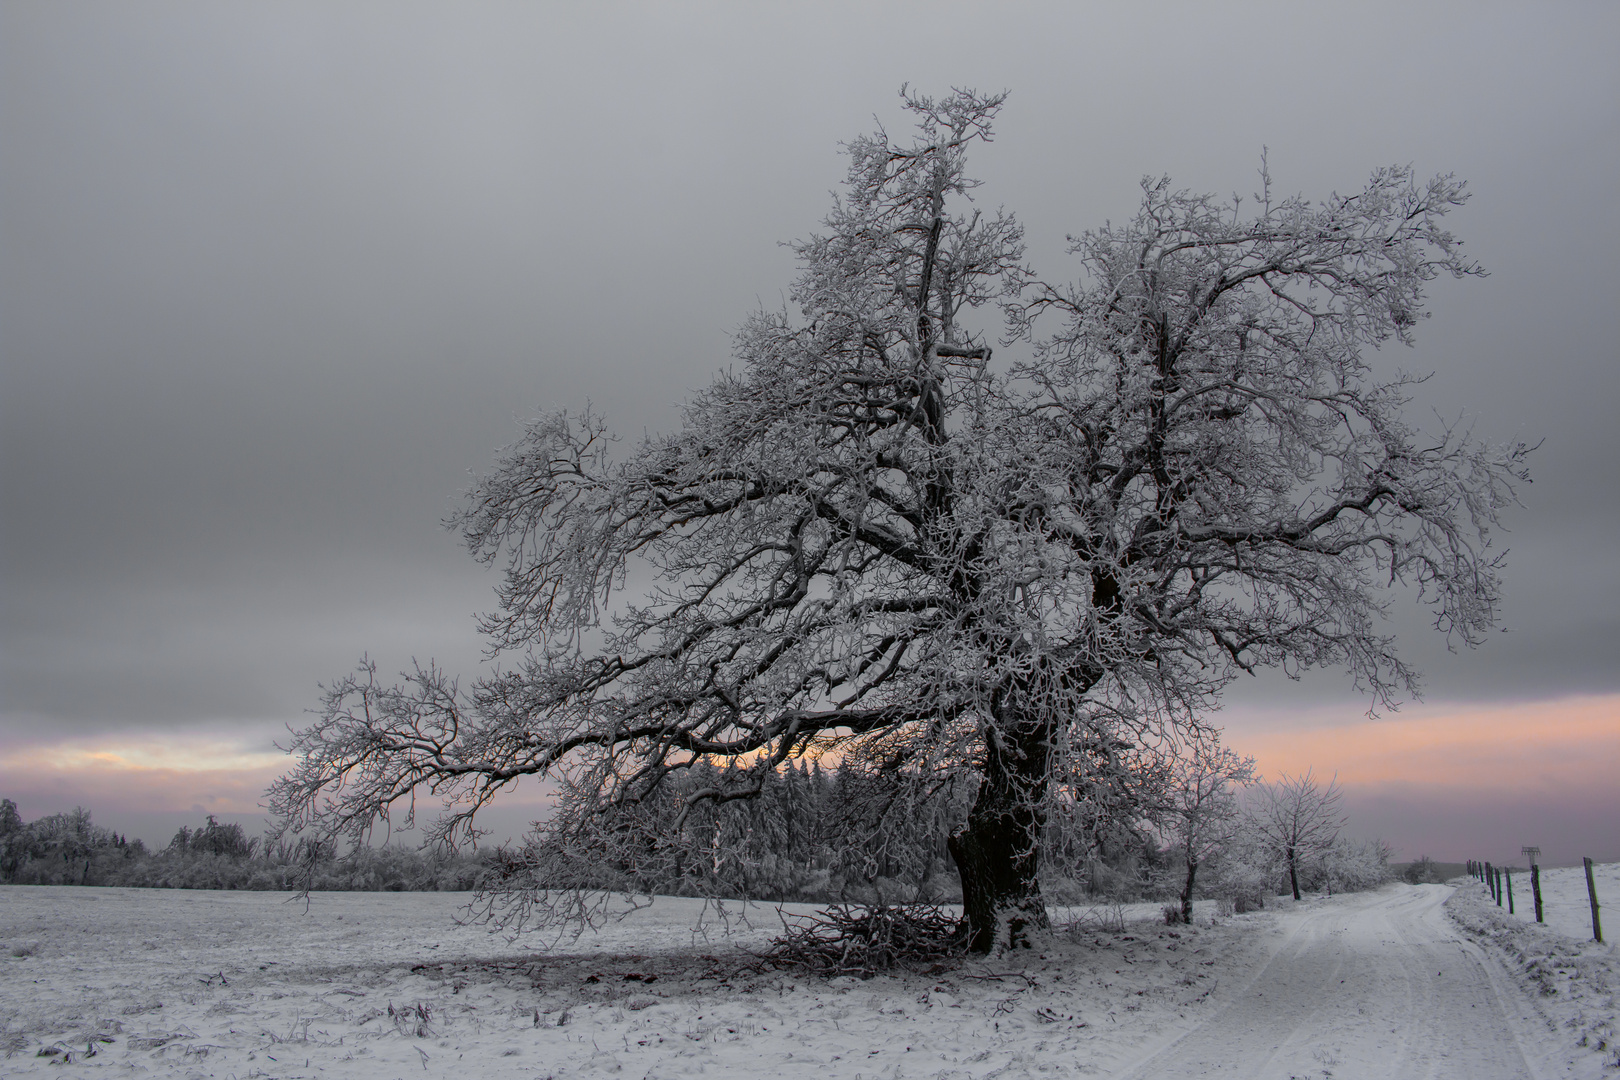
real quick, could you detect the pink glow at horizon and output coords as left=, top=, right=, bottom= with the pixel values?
left=2, top=694, right=1614, bottom=863
left=1219, top=693, right=1619, bottom=865
left=1222, top=693, right=1620, bottom=792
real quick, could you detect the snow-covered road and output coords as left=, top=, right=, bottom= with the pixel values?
left=1119, top=885, right=1543, bottom=1079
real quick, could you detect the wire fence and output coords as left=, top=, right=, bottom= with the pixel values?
left=1465, top=855, right=1604, bottom=943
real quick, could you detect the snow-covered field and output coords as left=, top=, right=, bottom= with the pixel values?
left=1483, top=861, right=1617, bottom=944
left=1, top=882, right=1613, bottom=1078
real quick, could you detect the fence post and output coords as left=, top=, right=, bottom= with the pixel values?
left=1506, top=869, right=1514, bottom=915
left=1531, top=864, right=1544, bottom=924
left=1584, top=857, right=1604, bottom=943
left=1486, top=862, right=1495, bottom=900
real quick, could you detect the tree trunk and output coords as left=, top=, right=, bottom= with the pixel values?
left=1180, top=858, right=1198, bottom=924
left=1287, top=847, right=1301, bottom=901
left=948, top=705, right=1051, bottom=953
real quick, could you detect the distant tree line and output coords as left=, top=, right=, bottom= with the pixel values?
left=2, top=755, right=1392, bottom=905
left=0, top=799, right=489, bottom=892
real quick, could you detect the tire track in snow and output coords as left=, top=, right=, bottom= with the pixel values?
left=1115, top=885, right=1540, bottom=1079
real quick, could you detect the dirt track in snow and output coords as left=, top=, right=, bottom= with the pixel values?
left=1116, top=884, right=1547, bottom=1079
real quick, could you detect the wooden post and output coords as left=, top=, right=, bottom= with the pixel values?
left=1584, top=857, right=1604, bottom=943
left=1486, top=862, right=1495, bottom=900
left=1506, top=869, right=1514, bottom=915
left=1531, top=864, right=1544, bottom=923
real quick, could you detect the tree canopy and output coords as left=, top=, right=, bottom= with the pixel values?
left=270, top=88, right=1529, bottom=952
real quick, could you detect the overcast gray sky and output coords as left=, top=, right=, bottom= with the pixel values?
left=3, top=2, right=1616, bottom=859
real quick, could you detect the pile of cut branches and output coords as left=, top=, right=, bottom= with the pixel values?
left=762, top=903, right=964, bottom=976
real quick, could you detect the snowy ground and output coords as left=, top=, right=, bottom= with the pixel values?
left=1, top=881, right=1613, bottom=1078
left=1484, top=862, right=1616, bottom=944
left=1447, top=870, right=1618, bottom=1079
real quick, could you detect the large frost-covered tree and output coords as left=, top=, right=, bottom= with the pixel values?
left=270, top=89, right=1529, bottom=952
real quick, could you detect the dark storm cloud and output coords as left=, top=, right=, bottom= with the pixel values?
left=3, top=1, right=1617, bottom=764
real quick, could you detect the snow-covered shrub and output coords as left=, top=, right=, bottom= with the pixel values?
left=1040, top=875, right=1095, bottom=906
left=1402, top=855, right=1446, bottom=884
left=1312, top=837, right=1393, bottom=894
left=1202, top=828, right=1272, bottom=911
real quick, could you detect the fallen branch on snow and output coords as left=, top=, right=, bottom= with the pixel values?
left=760, top=903, right=964, bottom=976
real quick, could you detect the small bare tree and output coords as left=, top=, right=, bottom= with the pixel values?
left=1248, top=768, right=1346, bottom=900
left=1156, top=742, right=1255, bottom=923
